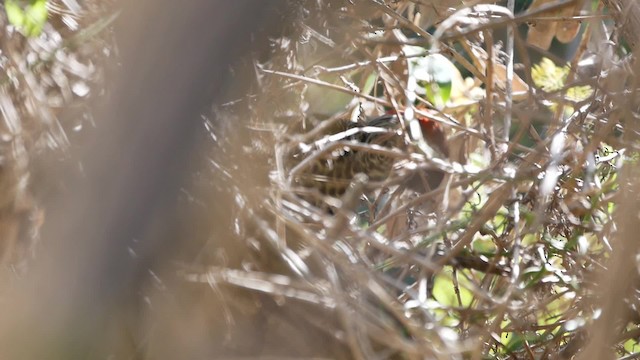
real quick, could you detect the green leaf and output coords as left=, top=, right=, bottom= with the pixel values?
left=4, top=0, right=48, bottom=37
left=432, top=271, right=474, bottom=307
left=472, top=236, right=496, bottom=254
left=504, top=332, right=542, bottom=353
left=5, top=0, right=26, bottom=28
left=531, top=57, right=593, bottom=115
left=408, top=52, right=455, bottom=109
left=425, top=81, right=452, bottom=110
left=532, top=58, right=567, bottom=92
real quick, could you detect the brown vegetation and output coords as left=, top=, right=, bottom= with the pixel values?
left=0, top=0, right=640, bottom=359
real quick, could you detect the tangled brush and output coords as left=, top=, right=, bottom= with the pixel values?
left=182, top=0, right=640, bottom=358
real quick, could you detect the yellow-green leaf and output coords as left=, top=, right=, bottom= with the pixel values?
left=4, top=0, right=49, bottom=37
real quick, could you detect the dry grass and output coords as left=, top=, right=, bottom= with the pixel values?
left=196, top=0, right=637, bottom=358
left=2, top=0, right=640, bottom=359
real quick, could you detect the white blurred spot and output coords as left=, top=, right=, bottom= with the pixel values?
left=72, top=81, right=90, bottom=97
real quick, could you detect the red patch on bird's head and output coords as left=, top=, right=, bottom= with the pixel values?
left=383, top=109, right=449, bottom=156
left=417, top=117, right=449, bottom=157
left=417, top=116, right=438, bottom=134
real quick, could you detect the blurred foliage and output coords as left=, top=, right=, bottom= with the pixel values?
left=0, top=0, right=116, bottom=268
left=532, top=57, right=593, bottom=106
left=4, top=0, right=48, bottom=37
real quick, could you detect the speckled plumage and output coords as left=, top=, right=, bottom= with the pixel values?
left=291, top=114, right=447, bottom=201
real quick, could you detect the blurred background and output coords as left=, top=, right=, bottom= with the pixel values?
left=0, top=0, right=638, bottom=359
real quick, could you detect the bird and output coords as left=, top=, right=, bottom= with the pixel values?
left=289, top=112, right=449, bottom=205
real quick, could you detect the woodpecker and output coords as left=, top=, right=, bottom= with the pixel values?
left=291, top=113, right=449, bottom=201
